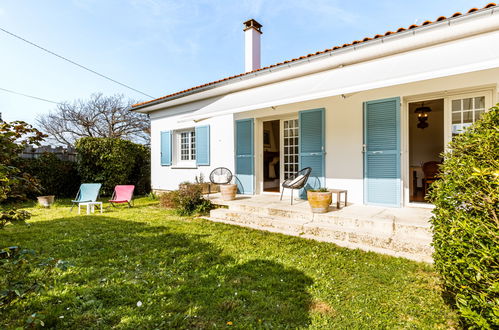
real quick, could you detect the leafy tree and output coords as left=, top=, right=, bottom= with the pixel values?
left=429, top=105, right=498, bottom=328
left=37, top=93, right=150, bottom=146
left=0, top=121, right=46, bottom=228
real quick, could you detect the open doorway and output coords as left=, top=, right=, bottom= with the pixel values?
left=263, top=120, right=280, bottom=192
left=408, top=99, right=444, bottom=203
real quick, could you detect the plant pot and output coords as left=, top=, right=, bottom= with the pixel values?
left=307, top=190, right=332, bottom=213
left=220, top=184, right=237, bottom=201
left=37, top=195, right=55, bottom=208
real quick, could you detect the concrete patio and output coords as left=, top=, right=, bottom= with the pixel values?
left=205, top=194, right=434, bottom=262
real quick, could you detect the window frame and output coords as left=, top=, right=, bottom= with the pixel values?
left=173, top=128, right=196, bottom=167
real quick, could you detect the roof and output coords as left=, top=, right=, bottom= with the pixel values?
left=132, top=2, right=498, bottom=109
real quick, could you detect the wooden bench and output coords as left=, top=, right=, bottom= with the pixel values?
left=328, top=189, right=348, bottom=209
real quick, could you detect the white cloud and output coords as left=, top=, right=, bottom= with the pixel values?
left=0, top=7, right=5, bottom=16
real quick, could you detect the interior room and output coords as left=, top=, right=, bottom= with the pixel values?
left=263, top=120, right=280, bottom=192
left=408, top=99, right=444, bottom=203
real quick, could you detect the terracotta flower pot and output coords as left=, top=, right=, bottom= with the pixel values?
left=37, top=195, right=55, bottom=208
left=307, top=190, right=332, bottom=213
left=220, top=184, right=237, bottom=201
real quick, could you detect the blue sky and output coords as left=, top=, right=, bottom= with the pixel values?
left=0, top=0, right=493, bottom=125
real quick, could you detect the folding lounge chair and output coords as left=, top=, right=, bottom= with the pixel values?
left=71, top=183, right=102, bottom=212
left=109, top=185, right=135, bottom=208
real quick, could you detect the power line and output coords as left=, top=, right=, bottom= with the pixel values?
left=0, top=86, right=62, bottom=105
left=0, top=27, right=155, bottom=99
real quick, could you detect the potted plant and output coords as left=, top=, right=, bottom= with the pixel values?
left=195, top=173, right=216, bottom=194
left=307, top=188, right=332, bottom=213
left=37, top=195, right=55, bottom=208
left=220, top=183, right=237, bottom=201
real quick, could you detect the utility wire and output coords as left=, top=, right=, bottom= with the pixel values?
left=0, top=27, right=155, bottom=99
left=0, top=86, right=62, bottom=105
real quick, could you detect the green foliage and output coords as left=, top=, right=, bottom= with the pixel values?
left=19, top=153, right=80, bottom=198
left=75, top=137, right=150, bottom=196
left=0, top=121, right=46, bottom=202
left=0, top=209, right=30, bottom=229
left=309, top=188, right=329, bottom=192
left=429, top=106, right=499, bottom=328
left=0, top=247, right=71, bottom=312
left=0, top=198, right=458, bottom=328
left=159, top=184, right=214, bottom=216
left=0, top=121, right=45, bottom=228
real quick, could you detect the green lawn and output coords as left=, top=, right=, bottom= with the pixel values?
left=1, top=198, right=457, bottom=329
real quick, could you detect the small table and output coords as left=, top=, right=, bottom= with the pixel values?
left=78, top=202, right=103, bottom=215
left=328, top=189, right=348, bottom=209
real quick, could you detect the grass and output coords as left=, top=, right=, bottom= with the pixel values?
left=0, top=197, right=458, bottom=329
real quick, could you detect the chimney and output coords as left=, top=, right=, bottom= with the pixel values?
left=243, top=19, right=262, bottom=72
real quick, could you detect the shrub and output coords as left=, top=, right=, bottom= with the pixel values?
left=0, top=247, right=71, bottom=320
left=0, top=210, right=30, bottom=230
left=429, top=106, right=499, bottom=328
left=75, top=137, right=150, bottom=196
left=19, top=153, right=80, bottom=198
left=0, top=121, right=45, bottom=202
left=159, top=184, right=213, bottom=216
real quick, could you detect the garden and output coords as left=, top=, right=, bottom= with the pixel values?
left=1, top=106, right=498, bottom=328
left=1, top=198, right=458, bottom=328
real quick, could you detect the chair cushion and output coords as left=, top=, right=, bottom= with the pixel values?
left=287, top=174, right=305, bottom=187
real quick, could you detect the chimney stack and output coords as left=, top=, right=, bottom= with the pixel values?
left=243, top=19, right=262, bottom=72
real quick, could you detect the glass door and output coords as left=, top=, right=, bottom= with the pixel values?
left=282, top=119, right=299, bottom=182
left=451, top=96, right=486, bottom=137
left=446, top=91, right=493, bottom=144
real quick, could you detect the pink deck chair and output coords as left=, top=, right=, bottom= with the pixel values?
left=109, top=185, right=135, bottom=208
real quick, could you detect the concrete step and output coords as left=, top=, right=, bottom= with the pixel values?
left=208, top=207, right=433, bottom=262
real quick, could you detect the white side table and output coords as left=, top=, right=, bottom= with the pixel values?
left=78, top=202, right=103, bottom=215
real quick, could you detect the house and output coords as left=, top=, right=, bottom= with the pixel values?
left=132, top=3, right=499, bottom=208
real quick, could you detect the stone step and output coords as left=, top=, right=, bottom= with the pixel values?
left=208, top=208, right=433, bottom=262
left=218, top=203, right=432, bottom=241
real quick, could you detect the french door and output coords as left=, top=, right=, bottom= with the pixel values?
left=282, top=118, right=299, bottom=181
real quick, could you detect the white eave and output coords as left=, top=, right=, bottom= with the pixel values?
left=133, top=6, right=499, bottom=117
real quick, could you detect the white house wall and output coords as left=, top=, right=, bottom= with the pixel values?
left=150, top=112, right=234, bottom=191
left=235, top=68, right=499, bottom=204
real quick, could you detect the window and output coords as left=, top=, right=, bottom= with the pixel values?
left=451, top=96, right=486, bottom=136
left=283, top=119, right=299, bottom=180
left=175, top=129, right=196, bottom=165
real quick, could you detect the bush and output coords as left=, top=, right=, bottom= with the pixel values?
left=429, top=106, right=499, bottom=328
left=75, top=137, right=150, bottom=196
left=159, top=184, right=213, bottom=216
left=0, top=247, right=71, bottom=326
left=19, top=153, right=80, bottom=198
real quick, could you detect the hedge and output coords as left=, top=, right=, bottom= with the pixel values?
left=429, top=105, right=499, bottom=328
left=19, top=153, right=80, bottom=198
left=75, top=138, right=150, bottom=196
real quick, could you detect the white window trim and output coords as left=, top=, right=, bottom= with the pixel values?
left=172, top=128, right=196, bottom=167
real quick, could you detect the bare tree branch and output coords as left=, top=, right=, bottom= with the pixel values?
left=37, top=93, right=150, bottom=146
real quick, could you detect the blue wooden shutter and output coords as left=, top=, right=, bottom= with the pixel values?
left=160, top=131, right=172, bottom=166
left=195, top=125, right=210, bottom=166
left=235, top=119, right=254, bottom=194
left=363, top=97, right=401, bottom=207
left=299, top=108, right=325, bottom=198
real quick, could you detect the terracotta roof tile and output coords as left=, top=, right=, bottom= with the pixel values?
left=132, top=2, right=498, bottom=108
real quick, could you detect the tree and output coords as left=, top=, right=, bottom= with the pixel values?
left=37, top=93, right=150, bottom=146
left=0, top=121, right=46, bottom=228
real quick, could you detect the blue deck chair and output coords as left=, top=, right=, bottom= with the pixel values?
left=71, top=183, right=102, bottom=211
